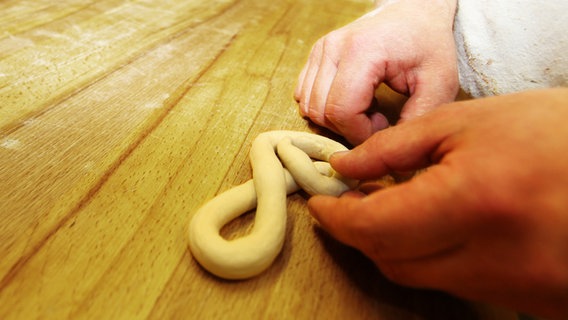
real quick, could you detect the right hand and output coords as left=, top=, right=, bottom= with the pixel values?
left=308, top=88, right=568, bottom=320
left=295, top=0, right=459, bottom=145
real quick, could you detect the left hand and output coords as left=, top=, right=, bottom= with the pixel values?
left=294, top=0, right=459, bottom=145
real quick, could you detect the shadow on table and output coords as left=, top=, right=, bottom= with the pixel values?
left=313, top=226, right=483, bottom=320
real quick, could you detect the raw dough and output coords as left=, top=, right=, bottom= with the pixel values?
left=188, top=131, right=355, bottom=279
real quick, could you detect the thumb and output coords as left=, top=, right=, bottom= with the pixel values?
left=398, top=68, right=459, bottom=122
left=330, top=105, right=461, bottom=179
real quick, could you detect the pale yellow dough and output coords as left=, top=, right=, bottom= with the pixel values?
left=188, top=131, right=355, bottom=279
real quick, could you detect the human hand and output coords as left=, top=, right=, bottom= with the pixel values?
left=308, top=89, right=568, bottom=319
left=295, top=0, right=459, bottom=145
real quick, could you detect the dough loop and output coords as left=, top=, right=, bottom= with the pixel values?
left=188, top=131, right=356, bottom=279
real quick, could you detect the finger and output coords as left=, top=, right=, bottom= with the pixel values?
left=338, top=190, right=366, bottom=199
left=377, top=241, right=480, bottom=292
left=324, top=56, right=387, bottom=145
left=308, top=164, right=472, bottom=263
left=329, top=105, right=465, bottom=179
left=294, top=63, right=308, bottom=103
left=373, top=246, right=473, bottom=303
left=297, top=39, right=324, bottom=117
left=398, top=63, right=459, bottom=122
left=306, top=42, right=341, bottom=131
left=357, top=180, right=389, bottom=194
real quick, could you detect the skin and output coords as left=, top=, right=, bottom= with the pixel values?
left=294, top=0, right=459, bottom=145
left=307, top=89, right=568, bottom=320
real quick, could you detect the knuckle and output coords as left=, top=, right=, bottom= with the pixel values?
left=307, top=105, right=326, bottom=125
left=310, top=38, right=324, bottom=56
left=324, top=102, right=349, bottom=125
left=322, top=30, right=342, bottom=47
left=321, top=30, right=351, bottom=58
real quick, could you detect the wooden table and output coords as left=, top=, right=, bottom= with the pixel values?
left=0, top=0, right=519, bottom=318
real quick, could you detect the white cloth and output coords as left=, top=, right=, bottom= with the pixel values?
left=453, top=0, right=568, bottom=97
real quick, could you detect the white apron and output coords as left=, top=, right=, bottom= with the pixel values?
left=454, top=0, right=568, bottom=97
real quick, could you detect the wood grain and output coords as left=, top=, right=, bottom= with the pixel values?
left=0, top=0, right=518, bottom=319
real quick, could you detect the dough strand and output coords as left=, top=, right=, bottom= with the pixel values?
left=188, top=131, right=355, bottom=279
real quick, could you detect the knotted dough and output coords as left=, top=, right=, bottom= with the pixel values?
left=188, top=131, right=356, bottom=279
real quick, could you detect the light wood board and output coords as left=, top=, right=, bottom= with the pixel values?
left=0, top=0, right=518, bottom=318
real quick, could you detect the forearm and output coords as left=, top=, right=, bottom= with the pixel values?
left=373, top=0, right=457, bottom=18
left=370, top=0, right=457, bottom=30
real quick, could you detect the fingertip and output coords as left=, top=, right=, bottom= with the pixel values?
left=345, top=133, right=366, bottom=147
left=329, top=150, right=354, bottom=177
left=329, top=132, right=393, bottom=180
left=308, top=192, right=364, bottom=221
left=340, top=190, right=367, bottom=199
left=295, top=65, right=309, bottom=102
left=308, top=192, right=369, bottom=249
left=329, top=150, right=349, bottom=163
left=307, top=194, right=331, bottom=223
left=326, top=110, right=383, bottom=146
left=399, top=81, right=457, bottom=122
left=369, top=112, right=390, bottom=132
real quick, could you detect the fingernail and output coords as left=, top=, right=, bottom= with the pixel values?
left=330, top=150, right=349, bottom=161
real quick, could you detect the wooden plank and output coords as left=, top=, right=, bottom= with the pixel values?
left=0, top=0, right=236, bottom=130
left=0, top=0, right=519, bottom=319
